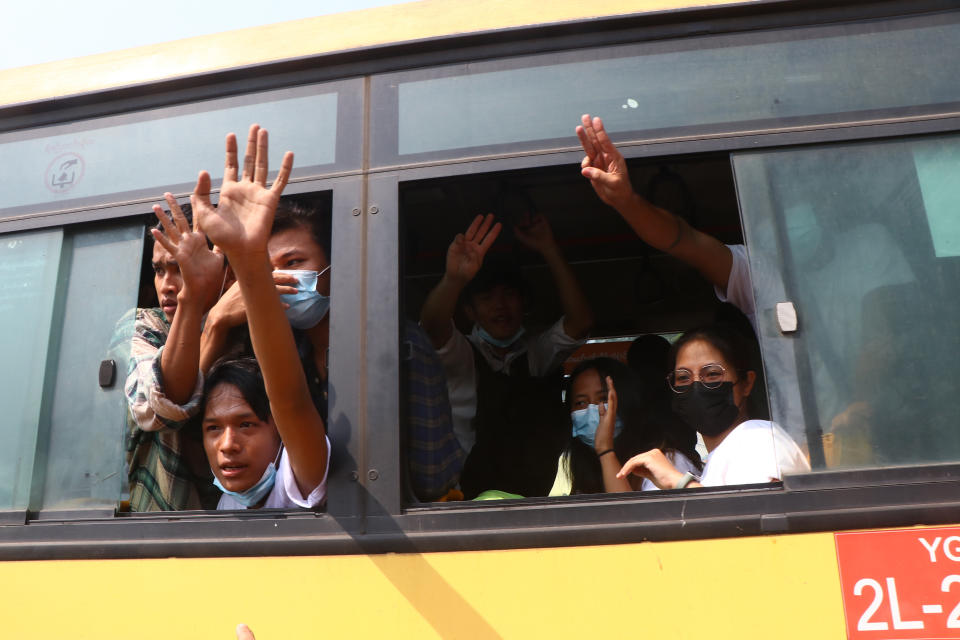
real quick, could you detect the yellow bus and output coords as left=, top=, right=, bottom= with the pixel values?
left=2, top=0, right=960, bottom=637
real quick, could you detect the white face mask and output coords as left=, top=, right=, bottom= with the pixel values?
left=213, top=445, right=283, bottom=508
left=277, top=266, right=331, bottom=329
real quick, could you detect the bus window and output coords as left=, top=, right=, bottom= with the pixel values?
left=734, top=133, right=960, bottom=469
left=0, top=81, right=361, bottom=222
left=0, top=220, right=142, bottom=514
left=401, top=155, right=756, bottom=502
left=0, top=228, right=64, bottom=511
left=40, top=221, right=143, bottom=512
left=372, top=11, right=960, bottom=167
left=125, top=191, right=333, bottom=512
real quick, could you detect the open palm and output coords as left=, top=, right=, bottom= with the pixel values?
left=151, top=193, right=224, bottom=300
left=446, top=213, right=501, bottom=284
left=576, top=114, right=633, bottom=210
left=194, top=124, right=293, bottom=257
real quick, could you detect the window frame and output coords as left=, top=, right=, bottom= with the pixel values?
left=0, top=0, right=958, bottom=561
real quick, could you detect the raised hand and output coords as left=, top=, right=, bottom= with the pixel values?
left=514, top=212, right=559, bottom=256
left=194, top=124, right=293, bottom=260
left=445, top=214, right=502, bottom=286
left=207, top=272, right=298, bottom=330
left=151, top=193, right=225, bottom=306
left=594, top=376, right=618, bottom=454
left=576, top=114, right=635, bottom=210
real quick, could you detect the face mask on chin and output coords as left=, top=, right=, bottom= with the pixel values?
left=213, top=445, right=283, bottom=508
left=277, top=267, right=331, bottom=330
left=671, top=381, right=741, bottom=438
left=476, top=325, right=525, bottom=349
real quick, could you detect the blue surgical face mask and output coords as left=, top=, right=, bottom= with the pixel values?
left=570, top=403, right=624, bottom=448
left=476, top=325, right=526, bottom=349
left=277, top=266, right=331, bottom=330
left=213, top=446, right=283, bottom=508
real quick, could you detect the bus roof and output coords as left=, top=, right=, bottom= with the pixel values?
left=0, top=0, right=741, bottom=109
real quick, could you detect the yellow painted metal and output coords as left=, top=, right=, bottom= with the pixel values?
left=0, top=529, right=843, bottom=639
left=0, top=0, right=749, bottom=108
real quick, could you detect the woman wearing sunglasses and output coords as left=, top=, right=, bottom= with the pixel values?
left=617, top=324, right=809, bottom=489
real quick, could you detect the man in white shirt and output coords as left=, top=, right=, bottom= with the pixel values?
left=420, top=212, right=593, bottom=496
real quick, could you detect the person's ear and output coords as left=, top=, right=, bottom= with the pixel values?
left=462, top=302, right=476, bottom=324
left=741, top=370, right=756, bottom=397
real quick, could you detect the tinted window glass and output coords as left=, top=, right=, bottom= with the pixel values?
left=0, top=228, right=63, bottom=509
left=0, top=82, right=361, bottom=219
left=373, top=12, right=960, bottom=165
left=734, top=134, right=960, bottom=469
left=38, top=222, right=143, bottom=511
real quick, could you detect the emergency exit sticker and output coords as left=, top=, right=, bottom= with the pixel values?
left=836, top=527, right=960, bottom=639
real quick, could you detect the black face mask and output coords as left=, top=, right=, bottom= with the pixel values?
left=671, top=381, right=740, bottom=438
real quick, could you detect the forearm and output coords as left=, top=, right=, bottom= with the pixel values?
left=231, top=253, right=329, bottom=490
left=158, top=300, right=204, bottom=405
left=231, top=254, right=312, bottom=410
left=615, top=192, right=684, bottom=250
left=599, top=453, right=633, bottom=493
left=617, top=193, right=733, bottom=291
left=420, top=275, right=466, bottom=350
left=541, top=247, right=593, bottom=339
left=198, top=320, right=231, bottom=375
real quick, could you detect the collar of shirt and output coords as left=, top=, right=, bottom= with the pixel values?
left=467, top=324, right=529, bottom=371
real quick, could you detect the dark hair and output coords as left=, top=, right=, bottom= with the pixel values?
left=461, top=257, right=529, bottom=305
left=627, top=334, right=671, bottom=379
left=563, top=357, right=700, bottom=494
left=201, top=357, right=271, bottom=422
left=272, top=200, right=331, bottom=258
left=668, top=323, right=763, bottom=419
left=669, top=324, right=755, bottom=381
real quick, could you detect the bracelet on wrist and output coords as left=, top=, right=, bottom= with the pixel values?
left=596, top=448, right=615, bottom=458
left=674, top=471, right=699, bottom=489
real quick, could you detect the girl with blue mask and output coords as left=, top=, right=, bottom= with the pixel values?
left=549, top=357, right=701, bottom=496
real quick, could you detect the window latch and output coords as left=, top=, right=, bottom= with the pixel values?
left=776, top=302, right=798, bottom=334
left=98, top=359, right=116, bottom=388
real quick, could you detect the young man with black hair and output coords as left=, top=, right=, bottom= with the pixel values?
left=420, top=212, right=593, bottom=497
left=125, top=196, right=232, bottom=511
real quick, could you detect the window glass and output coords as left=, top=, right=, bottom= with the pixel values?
left=122, top=191, right=334, bottom=512
left=0, top=228, right=63, bottom=510
left=0, top=84, right=353, bottom=219
left=372, top=12, right=960, bottom=164
left=37, top=222, right=143, bottom=511
left=400, top=158, right=740, bottom=501
left=733, top=133, right=960, bottom=469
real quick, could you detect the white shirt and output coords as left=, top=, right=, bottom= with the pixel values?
left=437, top=318, right=584, bottom=453
left=641, top=450, right=701, bottom=491
left=217, top=437, right=331, bottom=510
left=700, top=420, right=810, bottom=487
left=718, top=233, right=913, bottom=446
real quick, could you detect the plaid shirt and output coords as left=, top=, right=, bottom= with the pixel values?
left=405, top=321, right=464, bottom=501
left=124, top=308, right=210, bottom=511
